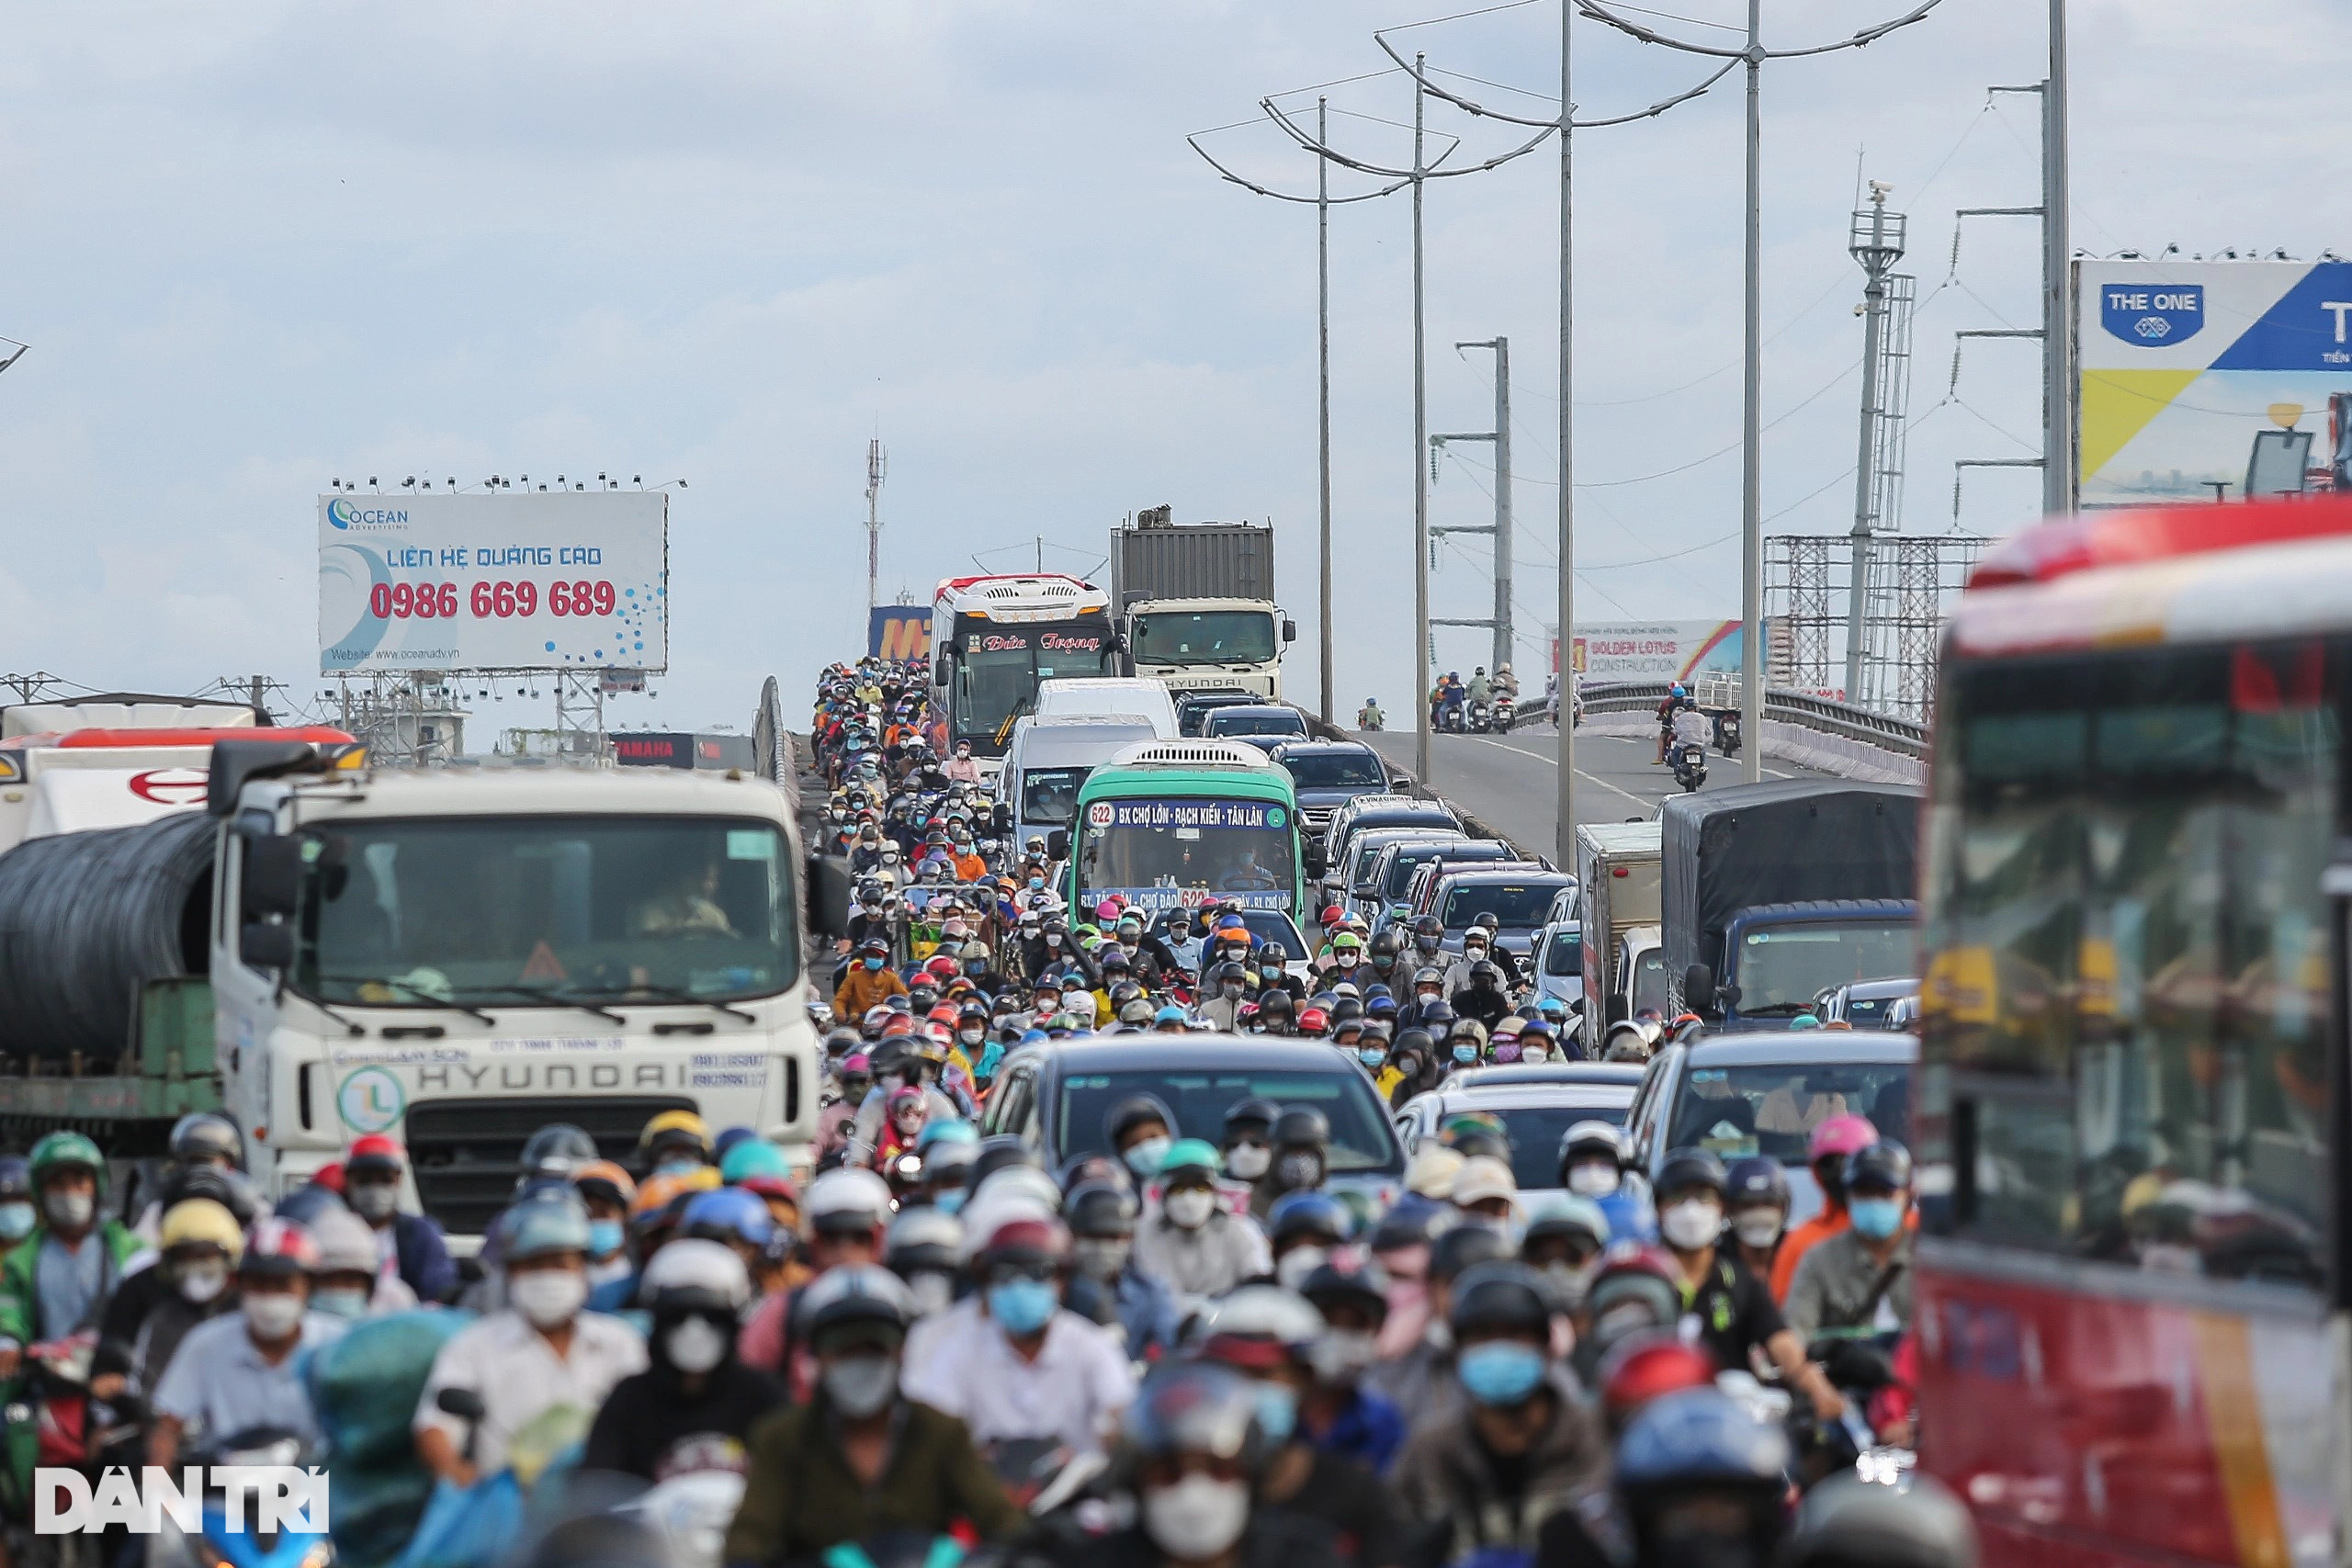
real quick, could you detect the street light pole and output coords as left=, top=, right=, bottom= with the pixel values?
left=2042, top=0, right=2073, bottom=516
left=1318, top=97, right=1337, bottom=725
left=1738, top=0, right=1764, bottom=784
left=1556, top=0, right=1577, bottom=858
left=1413, top=59, right=1433, bottom=785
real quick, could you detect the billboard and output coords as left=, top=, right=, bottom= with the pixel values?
left=319, top=492, right=668, bottom=673
left=613, top=732, right=757, bottom=771
left=2076, top=259, right=2352, bottom=507
left=1557, top=621, right=1754, bottom=683
left=868, top=605, right=932, bottom=662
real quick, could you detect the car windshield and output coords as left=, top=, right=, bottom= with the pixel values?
left=1280, top=750, right=1386, bottom=789
left=1486, top=1100, right=1633, bottom=1190
left=296, top=815, right=797, bottom=1006
left=1078, top=796, right=1296, bottom=905
left=1543, top=931, right=1582, bottom=977
left=1839, top=988, right=1915, bottom=1028
left=1207, top=710, right=1306, bottom=738
left=1630, top=947, right=1670, bottom=1014
left=1240, top=911, right=1307, bottom=960
left=1129, top=610, right=1279, bottom=666
left=1735, top=919, right=1917, bottom=1015
left=1059, top=1067, right=1399, bottom=1171
left=1021, top=766, right=1090, bottom=828
left=1383, top=843, right=1488, bottom=900
left=1440, top=879, right=1567, bottom=931
left=1668, top=1059, right=1915, bottom=1164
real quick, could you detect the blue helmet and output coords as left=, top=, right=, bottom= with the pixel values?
left=681, top=1187, right=776, bottom=1248
left=915, top=1119, right=979, bottom=1152
left=502, top=1190, right=593, bottom=1260
left=1266, top=1190, right=1351, bottom=1248
left=1669, top=682, right=1687, bottom=698
left=1616, top=1386, right=1790, bottom=1494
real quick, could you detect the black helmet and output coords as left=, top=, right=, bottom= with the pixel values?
left=971, top=1135, right=1043, bottom=1193
left=1419, top=1001, right=1456, bottom=1031
left=170, top=1112, right=243, bottom=1169
left=1066, top=1180, right=1141, bottom=1239
left=1410, top=965, right=1446, bottom=992
left=1430, top=1221, right=1515, bottom=1283
left=802, top=1263, right=916, bottom=1349
left=1468, top=961, right=1502, bottom=987
left=1209, top=960, right=1249, bottom=987
left=1102, top=1095, right=1175, bottom=1149
left=519, top=1123, right=598, bottom=1181
left=1257, top=989, right=1295, bottom=1017
left=1781, top=1472, right=1979, bottom=1568
left=866, top=1037, right=917, bottom=1082
left=1655, top=1147, right=1729, bottom=1201
left=1270, top=1107, right=1329, bottom=1150
left=163, top=1164, right=260, bottom=1226
left=1448, top=1260, right=1554, bottom=1337
left=1298, top=1258, right=1389, bottom=1322
left=1123, top=1361, right=1268, bottom=1470
left=1224, top=1097, right=1280, bottom=1139
left=1725, top=1156, right=1791, bottom=1210
left=1843, top=1141, right=1914, bottom=1193
left=1367, top=931, right=1403, bottom=965
left=1411, top=914, right=1443, bottom=943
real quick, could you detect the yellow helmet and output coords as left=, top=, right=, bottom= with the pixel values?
left=639, top=1110, right=712, bottom=1162
left=160, top=1198, right=244, bottom=1261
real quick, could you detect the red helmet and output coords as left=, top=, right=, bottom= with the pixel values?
left=1599, top=1332, right=1718, bottom=1430
left=241, top=1217, right=322, bottom=1278
left=927, top=1004, right=962, bottom=1027
left=346, top=1134, right=405, bottom=1176
left=1297, top=1007, right=1330, bottom=1034
left=1808, top=1113, right=1880, bottom=1163
left=1319, top=905, right=1345, bottom=929
left=923, top=954, right=959, bottom=980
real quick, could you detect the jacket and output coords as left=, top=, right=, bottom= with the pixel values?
left=388, top=1211, right=458, bottom=1303
left=722, top=1395, right=1024, bottom=1564
left=0, top=1221, right=142, bottom=1348
left=1392, top=1371, right=1608, bottom=1565
left=1130, top=1208, right=1271, bottom=1303
left=834, top=964, right=910, bottom=1019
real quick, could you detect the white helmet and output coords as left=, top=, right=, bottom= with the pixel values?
left=640, top=1236, right=752, bottom=1309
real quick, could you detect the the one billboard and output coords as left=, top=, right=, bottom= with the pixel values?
left=1558, top=621, right=1753, bottom=683
left=319, top=492, right=668, bottom=673
left=613, top=732, right=757, bottom=771
left=2076, top=259, right=2352, bottom=507
left=868, top=606, right=932, bottom=662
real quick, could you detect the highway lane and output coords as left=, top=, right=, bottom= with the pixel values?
left=1352, top=723, right=1831, bottom=856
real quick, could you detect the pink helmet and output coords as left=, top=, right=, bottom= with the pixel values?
left=1807, top=1113, right=1880, bottom=1163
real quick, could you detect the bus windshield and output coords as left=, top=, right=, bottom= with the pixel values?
left=1128, top=610, right=1279, bottom=667
left=1079, top=795, right=1296, bottom=910
left=954, top=622, right=1112, bottom=741
left=1923, top=637, right=2338, bottom=1284
left=1733, top=919, right=1917, bottom=1015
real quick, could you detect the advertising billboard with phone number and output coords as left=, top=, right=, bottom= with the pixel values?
left=319, top=491, right=667, bottom=673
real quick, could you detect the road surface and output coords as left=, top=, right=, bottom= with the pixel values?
left=1352, top=723, right=1833, bottom=857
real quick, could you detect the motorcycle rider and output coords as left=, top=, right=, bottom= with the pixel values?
left=1296, top=1260, right=1408, bottom=1474
left=1434, top=672, right=1467, bottom=729
left=1131, top=1141, right=1271, bottom=1302
left=93, top=1196, right=243, bottom=1412
left=342, top=1133, right=458, bottom=1303
left=0, top=1132, right=141, bottom=1382
left=148, top=1218, right=340, bottom=1469
left=1589, top=1386, right=1793, bottom=1568
left=1783, top=1142, right=1916, bottom=1344
left=1451, top=961, right=1511, bottom=1033
left=1655, top=681, right=1703, bottom=765
left=582, top=1238, right=786, bottom=1482
left=1770, top=1114, right=1882, bottom=1303
left=1466, top=667, right=1493, bottom=709
left=834, top=936, right=910, bottom=1019
left=1066, top=1179, right=1182, bottom=1361
left=1357, top=697, right=1385, bottom=731
left=1724, top=1156, right=1790, bottom=1282
left=1251, top=1109, right=1330, bottom=1221
left=943, top=739, right=984, bottom=784
left=725, top=1265, right=1025, bottom=1563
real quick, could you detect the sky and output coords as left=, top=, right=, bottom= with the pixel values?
left=1, top=0, right=2344, bottom=735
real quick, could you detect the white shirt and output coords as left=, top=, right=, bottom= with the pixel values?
left=152, top=1311, right=345, bottom=1447
left=899, top=1297, right=1135, bottom=1454
left=413, top=1309, right=648, bottom=1476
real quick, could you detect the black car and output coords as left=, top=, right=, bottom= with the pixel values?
left=1266, top=739, right=1394, bottom=847
left=978, top=1034, right=1408, bottom=1207
left=1177, top=691, right=1268, bottom=737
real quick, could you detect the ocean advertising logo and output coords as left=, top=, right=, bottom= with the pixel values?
left=326, top=497, right=410, bottom=532
left=36, top=1466, right=329, bottom=1534
left=2102, top=283, right=2204, bottom=345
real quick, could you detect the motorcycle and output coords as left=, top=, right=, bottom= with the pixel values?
left=883, top=1149, right=925, bottom=1210
left=1465, top=700, right=1492, bottom=734
left=1492, top=694, right=1515, bottom=731
left=1438, top=701, right=1467, bottom=734
left=614, top=1470, right=745, bottom=1568
left=1357, top=706, right=1385, bottom=731
left=149, top=1427, right=334, bottom=1568
left=5, top=1330, right=144, bottom=1545
left=1670, top=739, right=1708, bottom=793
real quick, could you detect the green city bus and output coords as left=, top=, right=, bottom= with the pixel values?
left=1055, top=739, right=1303, bottom=918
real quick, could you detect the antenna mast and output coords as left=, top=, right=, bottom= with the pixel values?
left=864, top=437, right=888, bottom=612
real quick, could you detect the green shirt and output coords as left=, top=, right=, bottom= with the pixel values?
left=724, top=1397, right=1024, bottom=1565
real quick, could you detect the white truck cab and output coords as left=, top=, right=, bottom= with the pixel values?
left=1121, top=597, right=1294, bottom=703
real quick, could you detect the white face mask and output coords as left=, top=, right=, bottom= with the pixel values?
left=177, top=1260, right=229, bottom=1304
left=1521, top=1046, right=1552, bottom=1065
left=1274, top=1246, right=1329, bottom=1292
left=1566, top=1163, right=1621, bottom=1198
left=1733, top=1210, right=1785, bottom=1249
left=1225, top=1143, right=1271, bottom=1181
left=1660, top=1199, right=1724, bottom=1252
left=44, top=1190, right=94, bottom=1230
left=1308, top=1329, right=1379, bottom=1383
left=907, top=1271, right=956, bottom=1318
left=1143, top=1475, right=1251, bottom=1561
left=348, top=1182, right=400, bottom=1222
left=664, top=1316, right=729, bottom=1374
left=1164, top=1190, right=1216, bottom=1231
left=509, top=1267, right=588, bottom=1329
left=822, top=1353, right=900, bottom=1417
left=243, top=1292, right=305, bottom=1341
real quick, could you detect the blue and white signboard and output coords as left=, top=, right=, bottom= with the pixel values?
left=319, top=491, right=669, bottom=673
left=1082, top=795, right=1293, bottom=911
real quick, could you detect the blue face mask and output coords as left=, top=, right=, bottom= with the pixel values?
left=1124, top=1137, right=1171, bottom=1178
left=864, top=957, right=884, bottom=972
left=1457, top=1341, right=1547, bottom=1407
left=987, top=1278, right=1058, bottom=1337
left=1453, top=1044, right=1479, bottom=1064
left=656, top=1158, right=702, bottom=1179
left=934, top=1190, right=967, bottom=1216
left=0, top=1203, right=32, bottom=1242
left=1253, top=1381, right=1297, bottom=1443
left=1358, top=1047, right=1385, bottom=1067
left=1848, top=1196, right=1905, bottom=1240
left=586, top=1219, right=624, bottom=1259
left=1029, top=877, right=1045, bottom=890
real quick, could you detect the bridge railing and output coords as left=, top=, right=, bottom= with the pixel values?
left=1574, top=678, right=1929, bottom=761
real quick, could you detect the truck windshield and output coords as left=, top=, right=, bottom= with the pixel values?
left=1279, top=750, right=1386, bottom=789
left=1021, top=767, right=1090, bottom=828
left=1129, top=611, right=1278, bottom=666
left=1735, top=919, right=1917, bottom=1015
left=295, top=816, right=797, bottom=1007
left=1079, top=795, right=1295, bottom=908
left=955, top=623, right=1112, bottom=741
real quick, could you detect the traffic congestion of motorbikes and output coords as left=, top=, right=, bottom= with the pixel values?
left=0, top=655, right=1965, bottom=1568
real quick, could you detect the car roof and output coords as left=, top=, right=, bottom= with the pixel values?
left=1681, top=1031, right=1918, bottom=1066
left=1838, top=977, right=1922, bottom=999
left=1448, top=1062, right=1644, bottom=1090
left=1206, top=705, right=1303, bottom=719
left=1435, top=863, right=1565, bottom=885
left=1423, top=1081, right=1639, bottom=1113
left=1269, top=739, right=1378, bottom=757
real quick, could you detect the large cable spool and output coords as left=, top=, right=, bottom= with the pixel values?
left=0, top=811, right=218, bottom=1061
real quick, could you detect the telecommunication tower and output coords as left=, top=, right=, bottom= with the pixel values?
left=865, top=438, right=888, bottom=613
left=1844, top=181, right=1912, bottom=703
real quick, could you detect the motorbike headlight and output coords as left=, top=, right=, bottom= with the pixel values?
left=297, top=1542, right=336, bottom=1568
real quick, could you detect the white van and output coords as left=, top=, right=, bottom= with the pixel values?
left=995, top=714, right=1164, bottom=850
left=1030, top=677, right=1181, bottom=739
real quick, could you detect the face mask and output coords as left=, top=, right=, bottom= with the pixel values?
left=1490, top=1042, right=1521, bottom=1063
left=1521, top=1046, right=1552, bottom=1064
left=1274, top=1247, right=1329, bottom=1292
left=177, top=1260, right=229, bottom=1303
left=1457, top=1341, right=1548, bottom=1406
left=959, top=1026, right=985, bottom=1046
left=312, top=1287, right=370, bottom=1320
left=349, top=1182, right=399, bottom=1221
left=1224, top=1143, right=1270, bottom=1181
left=822, top=1353, right=900, bottom=1417
left=44, top=1191, right=93, bottom=1230
left=1358, top=1047, right=1385, bottom=1067
left=1309, top=1329, right=1379, bottom=1383
left=1452, top=1044, right=1478, bottom=1065
left=1252, top=1381, right=1298, bottom=1442
left=907, top=1270, right=956, bottom=1317
left=1275, top=1153, right=1321, bottom=1190
left=987, top=1278, right=1058, bottom=1337
left=1542, top=1259, right=1591, bottom=1311
left=864, top=957, right=884, bottom=972
left=586, top=1219, right=625, bottom=1259
left=665, top=1315, right=729, bottom=1374
left=243, top=1292, right=305, bottom=1341
left=656, top=1158, right=703, bottom=1179
left=1124, top=1137, right=1171, bottom=1178
left=1164, top=1189, right=1216, bottom=1230
left=1566, top=1163, right=1621, bottom=1198
left=1660, top=1199, right=1724, bottom=1252
left=1733, top=1209, right=1786, bottom=1249
left=1220, top=982, right=1244, bottom=1000
left=1073, top=1237, right=1132, bottom=1282
left=1029, top=877, right=1045, bottom=890
left=1848, top=1196, right=1905, bottom=1240
left=509, top=1267, right=588, bottom=1329
left=0, top=1203, right=34, bottom=1242
left=1144, top=1474, right=1252, bottom=1561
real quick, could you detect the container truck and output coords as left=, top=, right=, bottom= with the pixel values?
left=0, top=735, right=849, bottom=1236
left=1109, top=509, right=1293, bottom=702
left=1575, top=821, right=1661, bottom=1031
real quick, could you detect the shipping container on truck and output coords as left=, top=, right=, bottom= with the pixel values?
left=1110, top=509, right=1292, bottom=702
left=1575, top=821, right=1661, bottom=1030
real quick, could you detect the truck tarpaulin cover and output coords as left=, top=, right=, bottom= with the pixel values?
left=1660, top=779, right=1920, bottom=983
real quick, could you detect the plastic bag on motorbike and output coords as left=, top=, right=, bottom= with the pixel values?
left=325, top=1459, right=442, bottom=1568
left=391, top=1472, right=525, bottom=1568
left=307, top=1309, right=474, bottom=1468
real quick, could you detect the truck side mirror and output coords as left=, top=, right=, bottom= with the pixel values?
left=1305, top=843, right=1327, bottom=879
left=242, top=836, right=305, bottom=920
left=993, top=803, right=1012, bottom=835
left=1683, top=964, right=1714, bottom=1014
left=1046, top=829, right=1069, bottom=863
left=241, top=921, right=294, bottom=971
left=1282, top=619, right=1297, bottom=643
left=933, top=654, right=953, bottom=689
left=806, top=854, right=853, bottom=940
